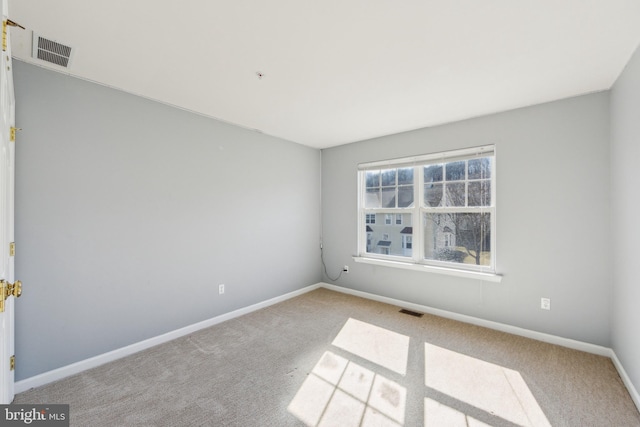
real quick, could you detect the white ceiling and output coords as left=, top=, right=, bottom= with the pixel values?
left=8, top=1, right=640, bottom=149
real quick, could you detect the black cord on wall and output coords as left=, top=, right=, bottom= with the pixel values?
left=320, top=245, right=344, bottom=281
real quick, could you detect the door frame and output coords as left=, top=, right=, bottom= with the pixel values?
left=0, top=0, right=17, bottom=404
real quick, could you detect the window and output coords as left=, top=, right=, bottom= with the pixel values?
left=366, top=214, right=376, bottom=224
left=358, top=145, right=495, bottom=274
left=402, top=235, right=412, bottom=256
left=444, top=232, right=453, bottom=247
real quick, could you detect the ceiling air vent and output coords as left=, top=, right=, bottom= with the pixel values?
left=32, top=33, right=73, bottom=68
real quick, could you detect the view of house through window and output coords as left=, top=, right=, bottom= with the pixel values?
left=358, top=146, right=495, bottom=273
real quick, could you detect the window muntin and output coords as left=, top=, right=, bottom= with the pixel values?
left=365, top=167, right=414, bottom=208
left=358, top=146, right=495, bottom=273
left=363, top=213, right=413, bottom=258
left=423, top=158, right=491, bottom=208
left=423, top=212, right=491, bottom=266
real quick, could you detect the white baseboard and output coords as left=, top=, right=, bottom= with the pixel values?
left=610, top=350, right=640, bottom=412
left=319, top=283, right=611, bottom=356
left=15, top=283, right=321, bottom=394
left=320, top=282, right=640, bottom=412
left=15, top=281, right=640, bottom=415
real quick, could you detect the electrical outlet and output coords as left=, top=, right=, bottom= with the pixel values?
left=343, top=265, right=349, bottom=273
left=541, top=298, right=550, bottom=310
left=219, top=284, right=225, bottom=295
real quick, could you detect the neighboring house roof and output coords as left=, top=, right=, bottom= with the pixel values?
left=400, top=227, right=412, bottom=234
left=443, top=226, right=453, bottom=233
left=377, top=241, right=392, bottom=247
left=366, top=226, right=373, bottom=232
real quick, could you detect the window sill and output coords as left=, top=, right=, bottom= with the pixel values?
left=352, top=256, right=503, bottom=283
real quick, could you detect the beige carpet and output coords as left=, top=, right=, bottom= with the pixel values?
left=13, top=288, right=640, bottom=426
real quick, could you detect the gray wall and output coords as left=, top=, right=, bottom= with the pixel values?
left=611, top=44, right=640, bottom=396
left=322, top=92, right=611, bottom=346
left=13, top=61, right=322, bottom=380
left=13, top=52, right=634, bottom=387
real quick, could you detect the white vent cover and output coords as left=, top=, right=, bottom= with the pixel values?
left=32, top=33, right=73, bottom=68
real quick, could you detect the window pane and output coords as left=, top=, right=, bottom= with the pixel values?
left=381, top=169, right=396, bottom=186
left=381, top=187, right=395, bottom=208
left=423, top=213, right=491, bottom=266
left=445, top=182, right=466, bottom=206
left=365, top=213, right=412, bottom=257
left=366, top=171, right=380, bottom=188
left=468, top=180, right=491, bottom=207
left=398, top=185, right=414, bottom=207
left=445, top=161, right=466, bottom=181
left=365, top=188, right=381, bottom=208
left=424, top=164, right=443, bottom=183
left=468, top=157, right=492, bottom=179
left=359, top=148, right=494, bottom=272
left=424, top=183, right=443, bottom=207
left=398, top=167, right=414, bottom=185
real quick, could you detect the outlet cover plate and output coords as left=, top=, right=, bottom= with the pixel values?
left=541, top=298, right=550, bottom=310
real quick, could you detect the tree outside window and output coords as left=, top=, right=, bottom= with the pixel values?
left=359, top=146, right=495, bottom=273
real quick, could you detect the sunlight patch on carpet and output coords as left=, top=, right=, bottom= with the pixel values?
left=332, top=318, right=410, bottom=375
left=288, top=351, right=406, bottom=426
left=424, top=397, right=491, bottom=427
left=424, top=343, right=551, bottom=427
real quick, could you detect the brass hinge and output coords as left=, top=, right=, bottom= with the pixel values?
left=10, top=355, right=15, bottom=371
left=0, top=280, right=5, bottom=312
left=9, top=242, right=15, bottom=257
left=2, top=20, right=6, bottom=52
left=0, top=280, right=22, bottom=313
left=2, top=20, right=24, bottom=52
left=10, top=127, right=21, bottom=142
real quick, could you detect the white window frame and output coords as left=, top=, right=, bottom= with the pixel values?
left=395, top=214, right=402, bottom=225
left=355, top=145, right=501, bottom=282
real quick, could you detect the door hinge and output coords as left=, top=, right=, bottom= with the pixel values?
left=2, top=19, right=25, bottom=52
left=0, top=280, right=22, bottom=313
left=10, top=355, right=15, bottom=371
left=2, top=20, right=6, bottom=52
left=0, top=280, right=5, bottom=313
left=9, top=242, right=15, bottom=257
left=10, top=127, right=21, bottom=142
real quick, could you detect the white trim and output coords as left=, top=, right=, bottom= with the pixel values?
left=320, top=282, right=609, bottom=356
left=358, top=148, right=496, bottom=274
left=358, top=144, right=495, bottom=170
left=15, top=281, right=640, bottom=415
left=353, top=256, right=502, bottom=283
left=322, top=280, right=636, bottom=410
left=610, top=350, right=640, bottom=412
left=15, top=283, right=321, bottom=393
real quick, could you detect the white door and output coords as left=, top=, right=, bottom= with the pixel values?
left=0, top=0, right=18, bottom=404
